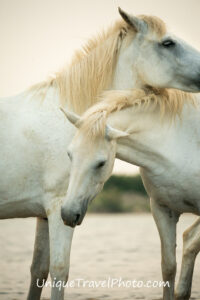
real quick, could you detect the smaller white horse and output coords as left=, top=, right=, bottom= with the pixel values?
left=62, top=88, right=200, bottom=300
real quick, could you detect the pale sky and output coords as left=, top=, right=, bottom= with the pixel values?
left=0, top=0, right=200, bottom=174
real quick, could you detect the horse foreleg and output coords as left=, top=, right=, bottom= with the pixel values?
left=27, top=217, right=50, bottom=300
left=151, top=198, right=179, bottom=300
left=48, top=209, right=74, bottom=300
left=175, top=217, right=200, bottom=300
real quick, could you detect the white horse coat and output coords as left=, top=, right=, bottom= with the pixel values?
left=63, top=90, right=200, bottom=300
left=1, top=8, right=200, bottom=300
left=0, top=89, right=74, bottom=219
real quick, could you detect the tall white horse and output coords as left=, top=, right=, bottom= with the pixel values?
left=62, top=89, right=200, bottom=300
left=1, top=8, right=200, bottom=300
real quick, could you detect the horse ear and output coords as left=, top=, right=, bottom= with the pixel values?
left=118, top=7, right=147, bottom=33
left=60, top=107, right=81, bottom=128
left=105, top=125, right=129, bottom=140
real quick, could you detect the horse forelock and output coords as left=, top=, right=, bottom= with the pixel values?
left=139, top=15, right=167, bottom=38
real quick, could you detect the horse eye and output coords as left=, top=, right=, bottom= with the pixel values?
left=96, top=160, right=106, bottom=169
left=162, top=39, right=175, bottom=48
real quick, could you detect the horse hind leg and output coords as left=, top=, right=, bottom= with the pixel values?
left=27, top=217, right=50, bottom=300
left=175, top=217, right=200, bottom=300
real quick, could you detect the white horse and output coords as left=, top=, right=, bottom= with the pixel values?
left=62, top=89, right=200, bottom=300
left=1, top=8, right=200, bottom=300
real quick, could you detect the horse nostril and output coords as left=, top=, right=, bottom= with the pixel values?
left=75, top=213, right=81, bottom=224
left=61, top=207, right=65, bottom=221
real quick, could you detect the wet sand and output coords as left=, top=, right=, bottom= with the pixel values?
left=0, top=214, right=200, bottom=300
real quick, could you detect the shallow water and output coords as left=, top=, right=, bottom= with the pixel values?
left=0, top=214, right=200, bottom=300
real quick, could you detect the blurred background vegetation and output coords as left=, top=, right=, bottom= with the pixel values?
left=89, top=174, right=150, bottom=213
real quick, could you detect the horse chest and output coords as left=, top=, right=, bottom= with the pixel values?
left=141, top=165, right=200, bottom=215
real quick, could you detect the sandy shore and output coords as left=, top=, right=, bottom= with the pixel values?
left=0, top=214, right=200, bottom=300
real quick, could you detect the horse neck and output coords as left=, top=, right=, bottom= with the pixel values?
left=111, top=41, right=142, bottom=90
left=107, top=105, right=174, bottom=170
left=106, top=90, right=199, bottom=170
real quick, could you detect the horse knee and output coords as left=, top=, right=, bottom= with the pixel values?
left=162, top=258, right=176, bottom=280
left=30, top=262, right=49, bottom=282
left=50, top=263, right=69, bottom=282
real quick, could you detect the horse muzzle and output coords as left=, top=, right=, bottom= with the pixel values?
left=61, top=198, right=89, bottom=228
left=61, top=207, right=82, bottom=227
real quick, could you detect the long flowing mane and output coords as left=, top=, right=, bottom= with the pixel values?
left=28, top=15, right=167, bottom=114
left=78, top=88, right=195, bottom=138
left=55, top=20, right=127, bottom=114
left=29, top=20, right=129, bottom=112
